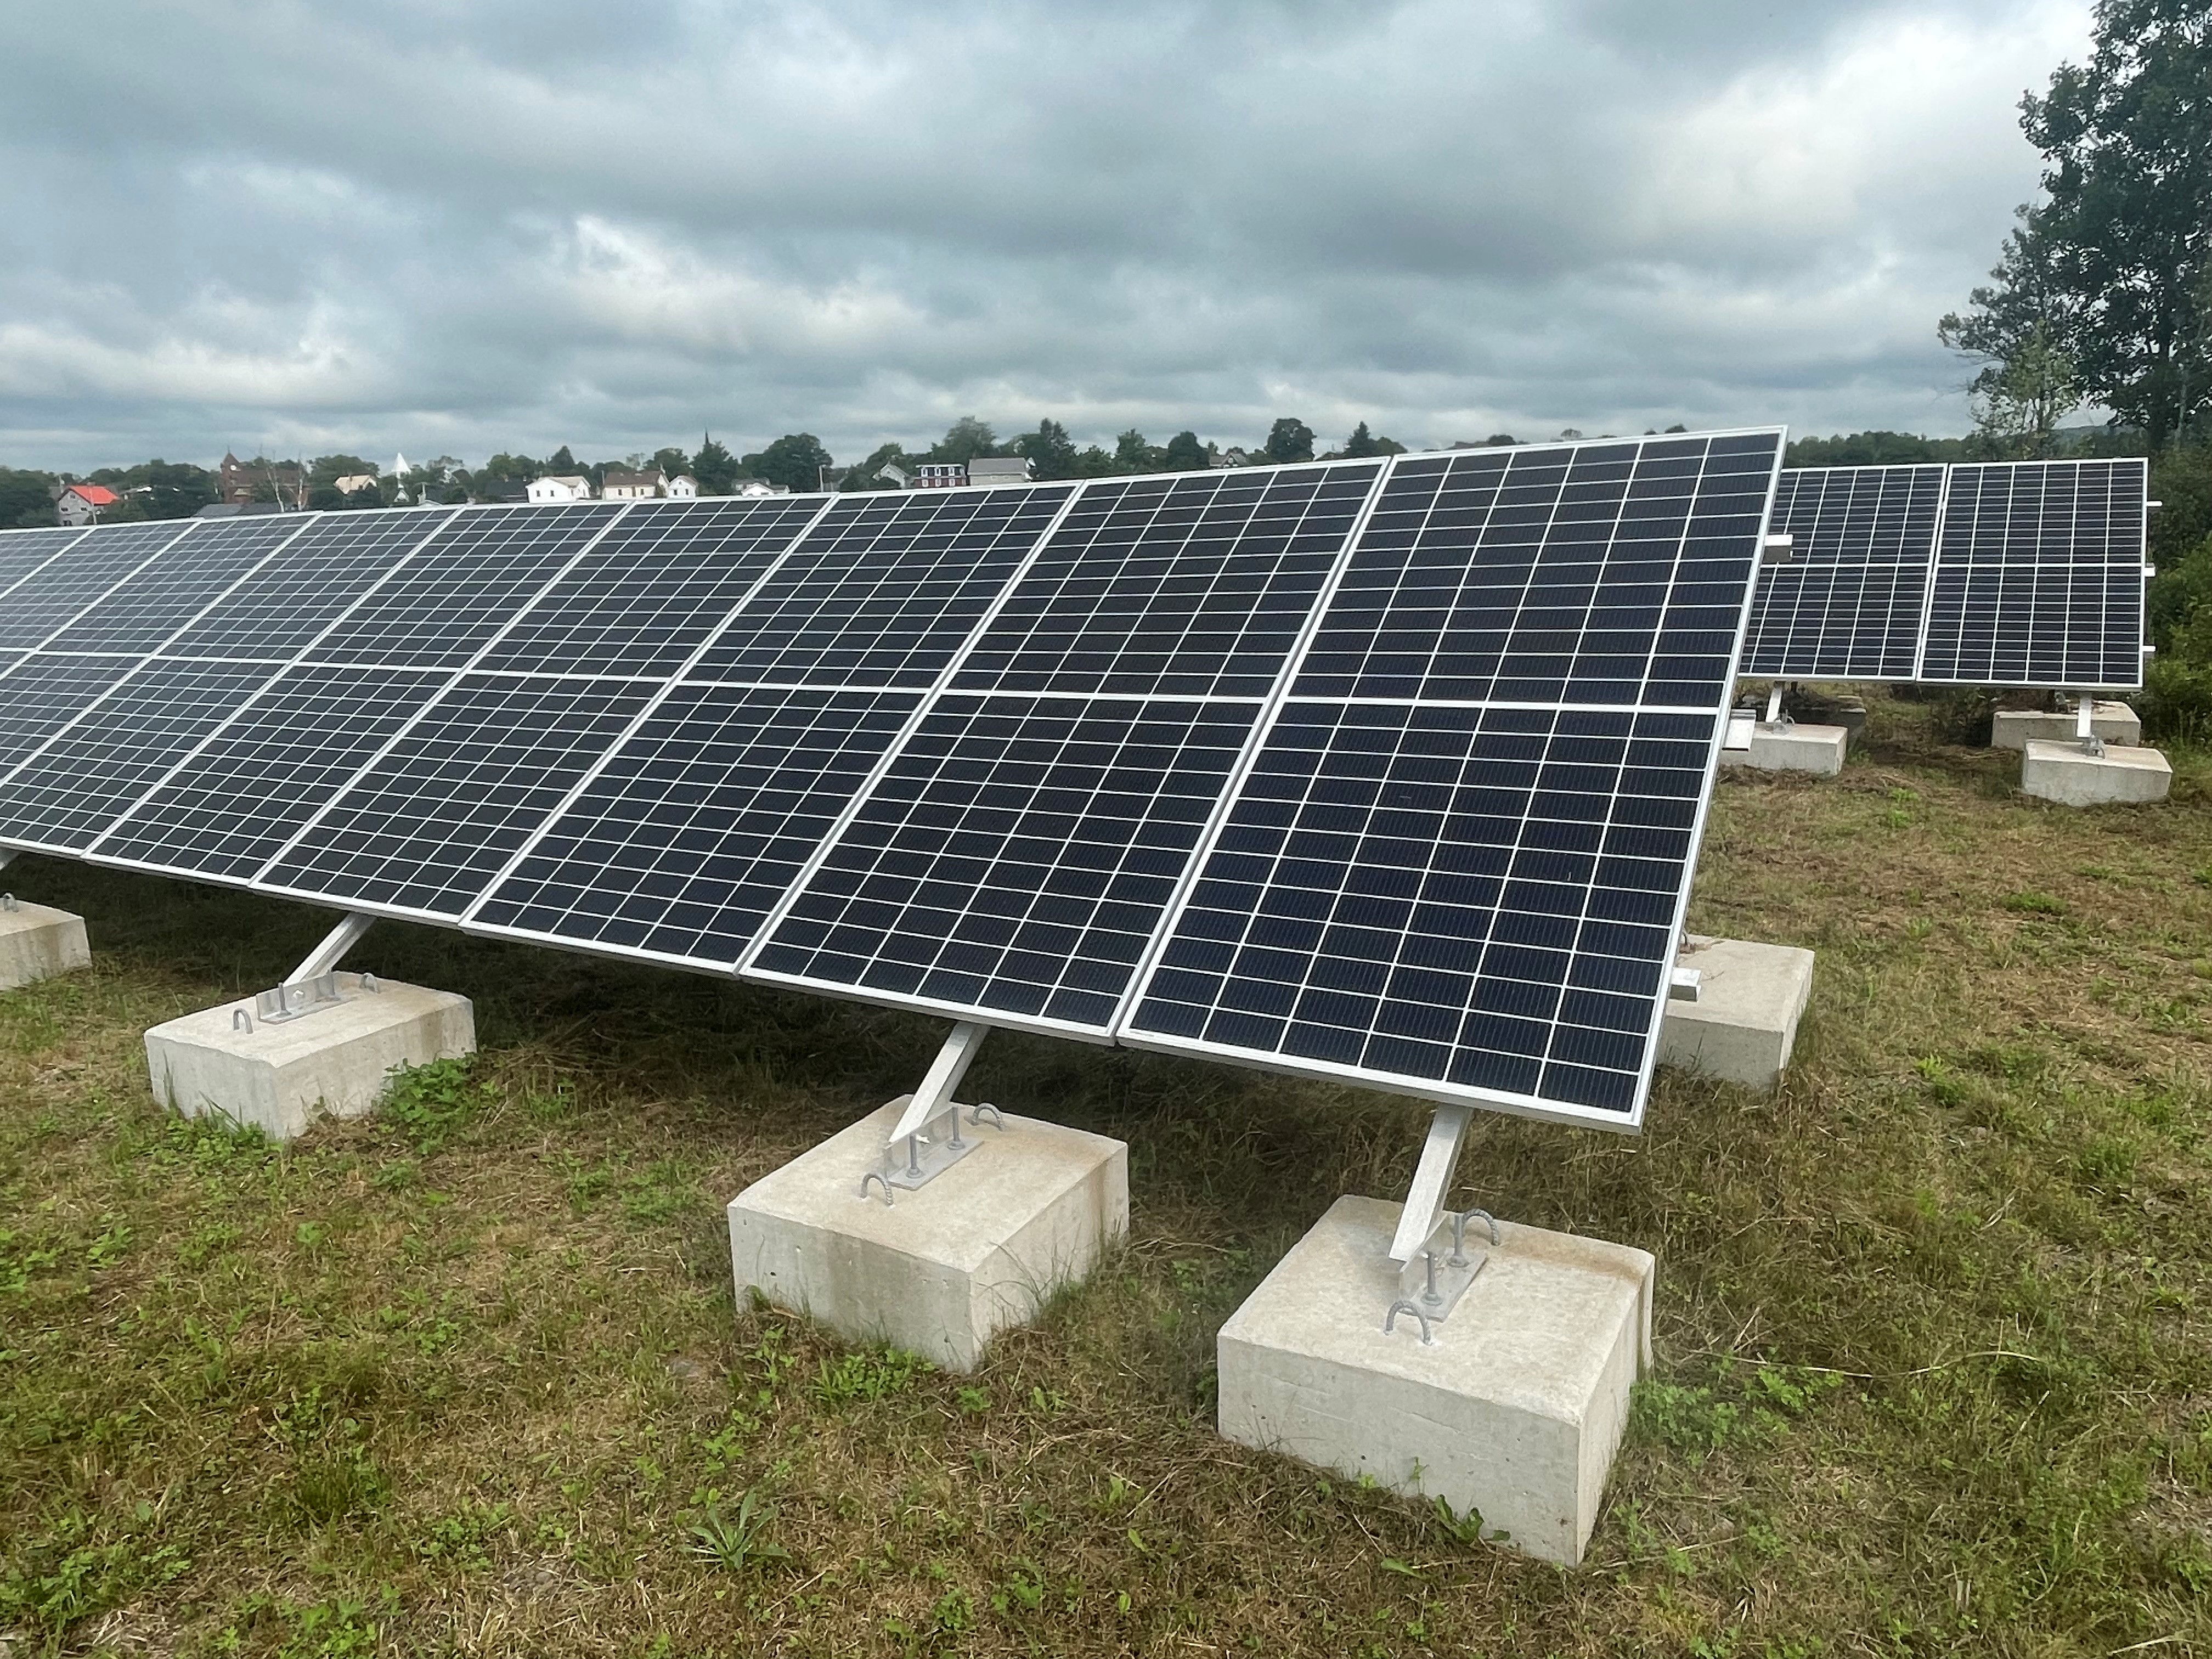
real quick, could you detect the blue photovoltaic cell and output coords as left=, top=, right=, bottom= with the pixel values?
left=1918, top=459, right=2147, bottom=689
left=0, top=661, right=283, bottom=849
left=164, top=510, right=455, bottom=660
left=689, top=487, right=1073, bottom=687
left=0, top=656, right=140, bottom=776
left=469, top=685, right=920, bottom=966
left=41, top=515, right=311, bottom=656
left=1127, top=702, right=1717, bottom=1115
left=949, top=462, right=1384, bottom=698
left=0, top=522, right=195, bottom=651
left=1742, top=465, right=1944, bottom=680
left=307, top=504, right=624, bottom=668
left=752, top=695, right=1260, bottom=1031
left=261, top=674, right=657, bottom=917
left=1291, top=439, right=1773, bottom=708
left=1124, top=431, right=1785, bottom=1125
left=478, top=496, right=827, bottom=676
left=92, top=665, right=459, bottom=882
left=0, top=528, right=89, bottom=592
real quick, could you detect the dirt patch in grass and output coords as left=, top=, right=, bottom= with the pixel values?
left=4, top=691, right=2211, bottom=1656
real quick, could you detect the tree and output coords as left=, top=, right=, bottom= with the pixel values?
left=1784, top=431, right=1967, bottom=468
left=2016, top=0, right=2212, bottom=447
left=481, top=452, right=541, bottom=483
left=1013, top=419, right=1079, bottom=479
left=0, top=467, right=57, bottom=527
left=548, top=444, right=577, bottom=472
left=1340, top=421, right=1406, bottom=459
left=847, top=441, right=917, bottom=489
left=1263, top=418, right=1316, bottom=464
left=930, top=416, right=1002, bottom=465
left=691, top=433, right=740, bottom=495
left=1938, top=205, right=2084, bottom=458
left=749, top=433, right=834, bottom=493
left=653, top=446, right=691, bottom=481
left=1162, top=431, right=1207, bottom=473
left=1113, top=429, right=1157, bottom=472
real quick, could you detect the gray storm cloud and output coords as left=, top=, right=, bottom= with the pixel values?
left=0, top=0, right=2091, bottom=469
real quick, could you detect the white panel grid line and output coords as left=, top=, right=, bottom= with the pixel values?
left=455, top=494, right=846, bottom=931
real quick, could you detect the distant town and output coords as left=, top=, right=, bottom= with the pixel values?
left=4, top=415, right=2035, bottom=530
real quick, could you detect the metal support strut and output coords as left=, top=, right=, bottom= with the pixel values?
left=1384, top=1104, right=1500, bottom=1331
left=2075, top=691, right=2104, bottom=758
left=1763, top=681, right=1790, bottom=728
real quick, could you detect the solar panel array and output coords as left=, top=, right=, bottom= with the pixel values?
left=0, top=436, right=1782, bottom=1130
left=1742, top=457, right=2149, bottom=689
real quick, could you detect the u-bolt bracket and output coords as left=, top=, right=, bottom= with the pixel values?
left=857, top=1170, right=893, bottom=1206
left=1384, top=1299, right=1436, bottom=1345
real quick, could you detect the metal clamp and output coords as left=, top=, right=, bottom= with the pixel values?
left=1384, top=1300, right=1436, bottom=1345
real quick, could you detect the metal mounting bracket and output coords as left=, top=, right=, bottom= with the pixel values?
left=240, top=912, right=379, bottom=1030
left=2075, top=691, right=2104, bottom=757
left=1760, top=532, right=1795, bottom=566
left=1723, top=708, right=1756, bottom=751
left=1393, top=1206, right=1497, bottom=1325
left=857, top=1022, right=1006, bottom=1199
left=1763, top=681, right=1791, bottom=729
left=0, top=849, right=16, bottom=876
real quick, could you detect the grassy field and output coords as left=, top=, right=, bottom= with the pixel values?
left=3, top=691, right=2210, bottom=1658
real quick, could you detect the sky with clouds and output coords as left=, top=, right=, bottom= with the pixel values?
left=1, top=0, right=2094, bottom=472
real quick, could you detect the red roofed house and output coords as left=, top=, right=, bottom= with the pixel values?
left=57, top=483, right=120, bottom=527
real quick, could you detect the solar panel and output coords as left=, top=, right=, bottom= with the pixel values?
left=164, top=509, right=456, bottom=661
left=478, top=498, right=831, bottom=676
left=0, top=656, right=139, bottom=775
left=259, top=673, right=659, bottom=918
left=1120, top=432, right=1784, bottom=1128
left=950, top=463, right=1385, bottom=697
left=0, top=527, right=91, bottom=591
left=1742, top=465, right=1943, bottom=679
left=40, top=516, right=311, bottom=656
left=750, top=695, right=1262, bottom=1030
left=307, top=504, right=625, bottom=668
left=89, top=665, right=458, bottom=882
left=689, top=487, right=1074, bottom=687
left=0, top=521, right=196, bottom=651
left=1917, top=458, right=2148, bottom=689
left=741, top=462, right=1390, bottom=1036
left=0, top=661, right=286, bottom=850
left=465, top=685, right=921, bottom=967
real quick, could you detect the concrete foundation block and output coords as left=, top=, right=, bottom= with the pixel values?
left=727, top=1099, right=1128, bottom=1373
left=1721, top=722, right=1847, bottom=777
left=1993, top=701, right=2140, bottom=750
left=1658, top=935, right=1814, bottom=1091
left=2019, top=738, right=2171, bottom=806
left=0, top=900, right=91, bottom=991
left=144, top=973, right=475, bottom=1141
left=1217, top=1194, right=1653, bottom=1568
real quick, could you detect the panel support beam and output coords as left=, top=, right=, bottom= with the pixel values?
left=290, top=911, right=376, bottom=986
left=1389, top=1103, right=1472, bottom=1265
left=2075, top=691, right=2104, bottom=756
left=889, top=1020, right=989, bottom=1144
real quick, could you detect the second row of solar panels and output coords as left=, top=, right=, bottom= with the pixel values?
left=1744, top=457, right=2149, bottom=689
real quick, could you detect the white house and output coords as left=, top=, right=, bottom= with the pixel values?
left=56, top=482, right=120, bottom=526
left=666, top=473, right=699, bottom=500
left=600, top=469, right=665, bottom=501
left=913, top=463, right=966, bottom=488
left=527, top=475, right=593, bottom=504
left=333, top=474, right=379, bottom=498
left=967, top=457, right=1035, bottom=486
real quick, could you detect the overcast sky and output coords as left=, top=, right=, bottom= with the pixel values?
left=1, top=0, right=2092, bottom=473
